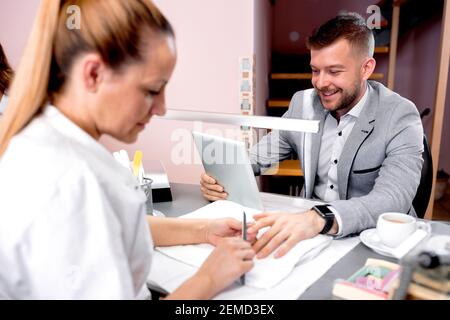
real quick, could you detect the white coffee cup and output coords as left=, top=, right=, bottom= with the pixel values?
left=376, top=212, right=428, bottom=248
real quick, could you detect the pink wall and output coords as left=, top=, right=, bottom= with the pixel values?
left=271, top=0, right=450, bottom=173
left=101, top=0, right=257, bottom=184
left=1, top=0, right=257, bottom=185
left=254, top=0, right=273, bottom=116
left=0, top=0, right=40, bottom=68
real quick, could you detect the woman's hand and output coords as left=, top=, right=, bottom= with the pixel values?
left=194, top=238, right=255, bottom=298
left=166, top=224, right=257, bottom=300
left=205, top=218, right=257, bottom=246
left=248, top=210, right=325, bottom=259
left=200, top=173, right=228, bottom=201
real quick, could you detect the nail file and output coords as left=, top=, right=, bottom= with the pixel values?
left=133, top=150, right=143, bottom=178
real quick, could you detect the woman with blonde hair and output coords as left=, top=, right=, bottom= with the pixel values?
left=0, top=0, right=254, bottom=299
left=0, top=43, right=13, bottom=114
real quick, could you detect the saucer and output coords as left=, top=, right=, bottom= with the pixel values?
left=360, top=228, right=396, bottom=258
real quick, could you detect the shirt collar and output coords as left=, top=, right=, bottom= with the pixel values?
left=346, top=83, right=370, bottom=119
left=42, top=105, right=112, bottom=159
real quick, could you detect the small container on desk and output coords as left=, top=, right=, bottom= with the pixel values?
left=140, top=177, right=154, bottom=215
left=140, top=177, right=166, bottom=217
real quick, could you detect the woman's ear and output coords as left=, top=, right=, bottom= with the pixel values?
left=81, top=53, right=105, bottom=93
left=361, top=57, right=376, bottom=81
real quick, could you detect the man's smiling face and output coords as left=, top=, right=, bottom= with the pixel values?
left=310, top=38, right=365, bottom=114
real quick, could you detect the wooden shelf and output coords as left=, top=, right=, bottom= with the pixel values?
left=267, top=99, right=290, bottom=108
left=262, top=159, right=303, bottom=176
left=380, top=19, right=389, bottom=28
left=271, top=73, right=384, bottom=80
left=271, top=73, right=313, bottom=80
left=370, top=73, right=384, bottom=80
left=375, top=46, right=389, bottom=53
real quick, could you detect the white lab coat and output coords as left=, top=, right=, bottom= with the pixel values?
left=0, top=105, right=153, bottom=299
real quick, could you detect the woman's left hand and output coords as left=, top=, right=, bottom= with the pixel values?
left=205, top=218, right=257, bottom=246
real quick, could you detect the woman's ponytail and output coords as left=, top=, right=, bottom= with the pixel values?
left=0, top=0, right=61, bottom=155
left=0, top=0, right=174, bottom=156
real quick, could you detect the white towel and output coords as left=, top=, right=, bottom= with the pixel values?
left=156, top=200, right=332, bottom=289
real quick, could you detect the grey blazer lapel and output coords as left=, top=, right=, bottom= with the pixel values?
left=337, top=86, right=378, bottom=200
left=304, top=93, right=327, bottom=198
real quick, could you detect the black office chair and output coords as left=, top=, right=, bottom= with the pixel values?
left=412, top=135, right=433, bottom=219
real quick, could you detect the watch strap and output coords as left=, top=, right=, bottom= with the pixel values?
left=312, top=205, right=334, bottom=234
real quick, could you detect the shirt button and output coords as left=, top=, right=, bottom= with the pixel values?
left=330, top=185, right=334, bottom=190
left=334, top=159, right=338, bottom=164
left=338, top=131, right=342, bottom=136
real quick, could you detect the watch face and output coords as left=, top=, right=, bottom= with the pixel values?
left=316, top=205, right=333, bottom=215
left=313, top=206, right=334, bottom=234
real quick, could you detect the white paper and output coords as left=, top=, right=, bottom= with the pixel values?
left=144, top=173, right=170, bottom=189
left=260, top=192, right=323, bottom=213
left=215, top=237, right=360, bottom=300
left=148, top=237, right=360, bottom=299
left=155, top=200, right=332, bottom=289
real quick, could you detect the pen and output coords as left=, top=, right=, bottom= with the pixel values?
left=240, top=211, right=247, bottom=285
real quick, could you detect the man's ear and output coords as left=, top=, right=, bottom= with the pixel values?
left=361, top=57, right=376, bottom=81
left=81, top=53, right=105, bottom=93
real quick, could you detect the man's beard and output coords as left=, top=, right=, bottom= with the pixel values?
left=318, top=82, right=361, bottom=112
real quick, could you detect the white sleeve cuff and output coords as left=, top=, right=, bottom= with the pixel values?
left=328, top=206, right=343, bottom=237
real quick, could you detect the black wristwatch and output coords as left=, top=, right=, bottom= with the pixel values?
left=311, top=205, right=335, bottom=235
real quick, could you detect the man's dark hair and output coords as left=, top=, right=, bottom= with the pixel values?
left=0, top=44, right=14, bottom=94
left=306, top=12, right=375, bottom=58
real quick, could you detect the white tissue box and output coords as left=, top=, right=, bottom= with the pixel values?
left=144, top=160, right=172, bottom=203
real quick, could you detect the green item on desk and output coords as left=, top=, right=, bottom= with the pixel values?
left=348, top=265, right=393, bottom=282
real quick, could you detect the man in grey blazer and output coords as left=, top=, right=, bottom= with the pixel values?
left=200, top=13, right=423, bottom=259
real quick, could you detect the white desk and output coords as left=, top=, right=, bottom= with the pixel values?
left=154, top=183, right=450, bottom=299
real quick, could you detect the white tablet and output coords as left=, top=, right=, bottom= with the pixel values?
left=192, top=131, right=263, bottom=210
